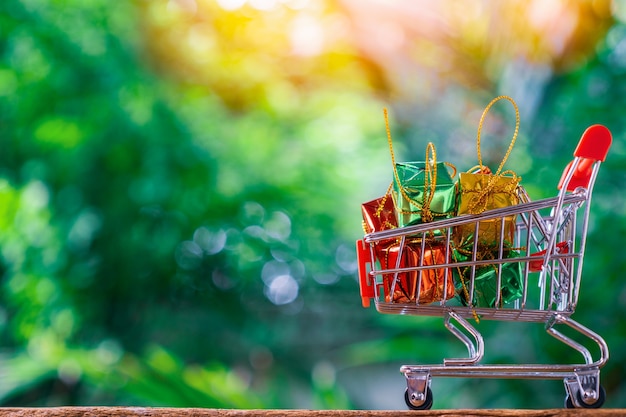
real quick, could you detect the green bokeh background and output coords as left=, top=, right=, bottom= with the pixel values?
left=0, top=0, right=625, bottom=410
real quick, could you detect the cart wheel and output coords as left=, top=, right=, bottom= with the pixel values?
left=404, top=387, right=433, bottom=410
left=565, top=384, right=606, bottom=409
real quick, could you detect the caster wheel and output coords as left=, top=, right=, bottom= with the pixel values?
left=404, top=387, right=433, bottom=410
left=565, top=384, right=606, bottom=409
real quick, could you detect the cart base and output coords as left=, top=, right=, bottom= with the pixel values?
left=398, top=311, right=608, bottom=410
left=401, top=366, right=605, bottom=410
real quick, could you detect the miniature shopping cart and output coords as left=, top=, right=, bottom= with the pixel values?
left=356, top=125, right=612, bottom=409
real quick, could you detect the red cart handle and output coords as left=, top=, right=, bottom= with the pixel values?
left=558, top=124, right=612, bottom=191
left=573, top=124, right=612, bottom=161
left=356, top=239, right=374, bottom=308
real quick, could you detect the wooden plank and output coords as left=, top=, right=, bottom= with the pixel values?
left=0, top=409, right=624, bottom=417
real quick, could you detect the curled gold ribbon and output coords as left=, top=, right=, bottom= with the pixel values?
left=467, top=96, right=521, bottom=214
left=375, top=182, right=394, bottom=218
left=384, top=109, right=456, bottom=221
left=421, top=142, right=437, bottom=223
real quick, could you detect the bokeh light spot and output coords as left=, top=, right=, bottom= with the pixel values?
left=68, top=208, right=102, bottom=250
left=96, top=339, right=124, bottom=367
left=261, top=260, right=290, bottom=285
left=216, top=0, right=247, bottom=11
left=58, top=358, right=82, bottom=385
left=249, top=0, right=279, bottom=11
left=264, top=274, right=298, bottom=305
left=34, top=118, right=84, bottom=148
left=175, top=240, right=203, bottom=270
left=240, top=201, right=265, bottom=226
left=290, top=14, right=324, bottom=56
left=0, top=69, right=18, bottom=96
left=264, top=211, right=291, bottom=241
left=194, top=227, right=227, bottom=255
left=21, top=181, right=49, bottom=210
left=313, top=272, right=339, bottom=285
left=212, top=269, right=235, bottom=290
left=312, top=360, right=336, bottom=389
left=335, top=243, right=357, bottom=273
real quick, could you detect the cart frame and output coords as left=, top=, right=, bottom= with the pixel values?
left=356, top=125, right=612, bottom=409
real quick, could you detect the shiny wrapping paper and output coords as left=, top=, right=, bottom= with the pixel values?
left=455, top=172, right=519, bottom=246
left=392, top=162, right=457, bottom=228
left=381, top=241, right=455, bottom=304
left=361, top=194, right=397, bottom=235
left=361, top=195, right=398, bottom=273
left=453, top=244, right=523, bottom=308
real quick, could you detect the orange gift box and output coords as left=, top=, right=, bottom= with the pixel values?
left=380, top=241, right=455, bottom=304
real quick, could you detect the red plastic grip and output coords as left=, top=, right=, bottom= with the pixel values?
left=558, top=125, right=612, bottom=191
left=356, top=239, right=374, bottom=308
left=573, top=124, right=612, bottom=161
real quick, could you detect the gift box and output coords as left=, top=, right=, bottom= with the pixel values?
left=361, top=193, right=398, bottom=275
left=361, top=192, right=397, bottom=235
left=381, top=240, right=455, bottom=304
left=455, top=170, right=518, bottom=245
left=392, top=160, right=457, bottom=228
left=452, top=242, right=523, bottom=308
left=387, top=138, right=457, bottom=228
left=455, top=95, right=521, bottom=247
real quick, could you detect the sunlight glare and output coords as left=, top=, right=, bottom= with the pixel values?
left=249, top=0, right=279, bottom=11
left=216, top=0, right=247, bottom=11
left=187, top=24, right=215, bottom=57
left=528, top=0, right=577, bottom=55
left=613, top=0, right=626, bottom=23
left=282, top=0, right=310, bottom=10
left=290, top=13, right=324, bottom=56
left=167, top=0, right=197, bottom=13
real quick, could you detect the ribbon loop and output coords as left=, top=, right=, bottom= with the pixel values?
left=384, top=109, right=457, bottom=223
left=476, top=95, right=520, bottom=176
left=468, top=96, right=521, bottom=215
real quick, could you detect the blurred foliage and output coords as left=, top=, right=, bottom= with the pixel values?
left=0, top=0, right=625, bottom=410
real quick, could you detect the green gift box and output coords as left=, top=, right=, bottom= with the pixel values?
left=391, top=144, right=457, bottom=228
left=452, top=243, right=523, bottom=308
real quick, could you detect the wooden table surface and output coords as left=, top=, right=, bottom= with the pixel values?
left=0, top=408, right=624, bottom=417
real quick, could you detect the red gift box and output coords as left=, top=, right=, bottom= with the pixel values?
left=380, top=241, right=455, bottom=304
left=361, top=194, right=397, bottom=234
